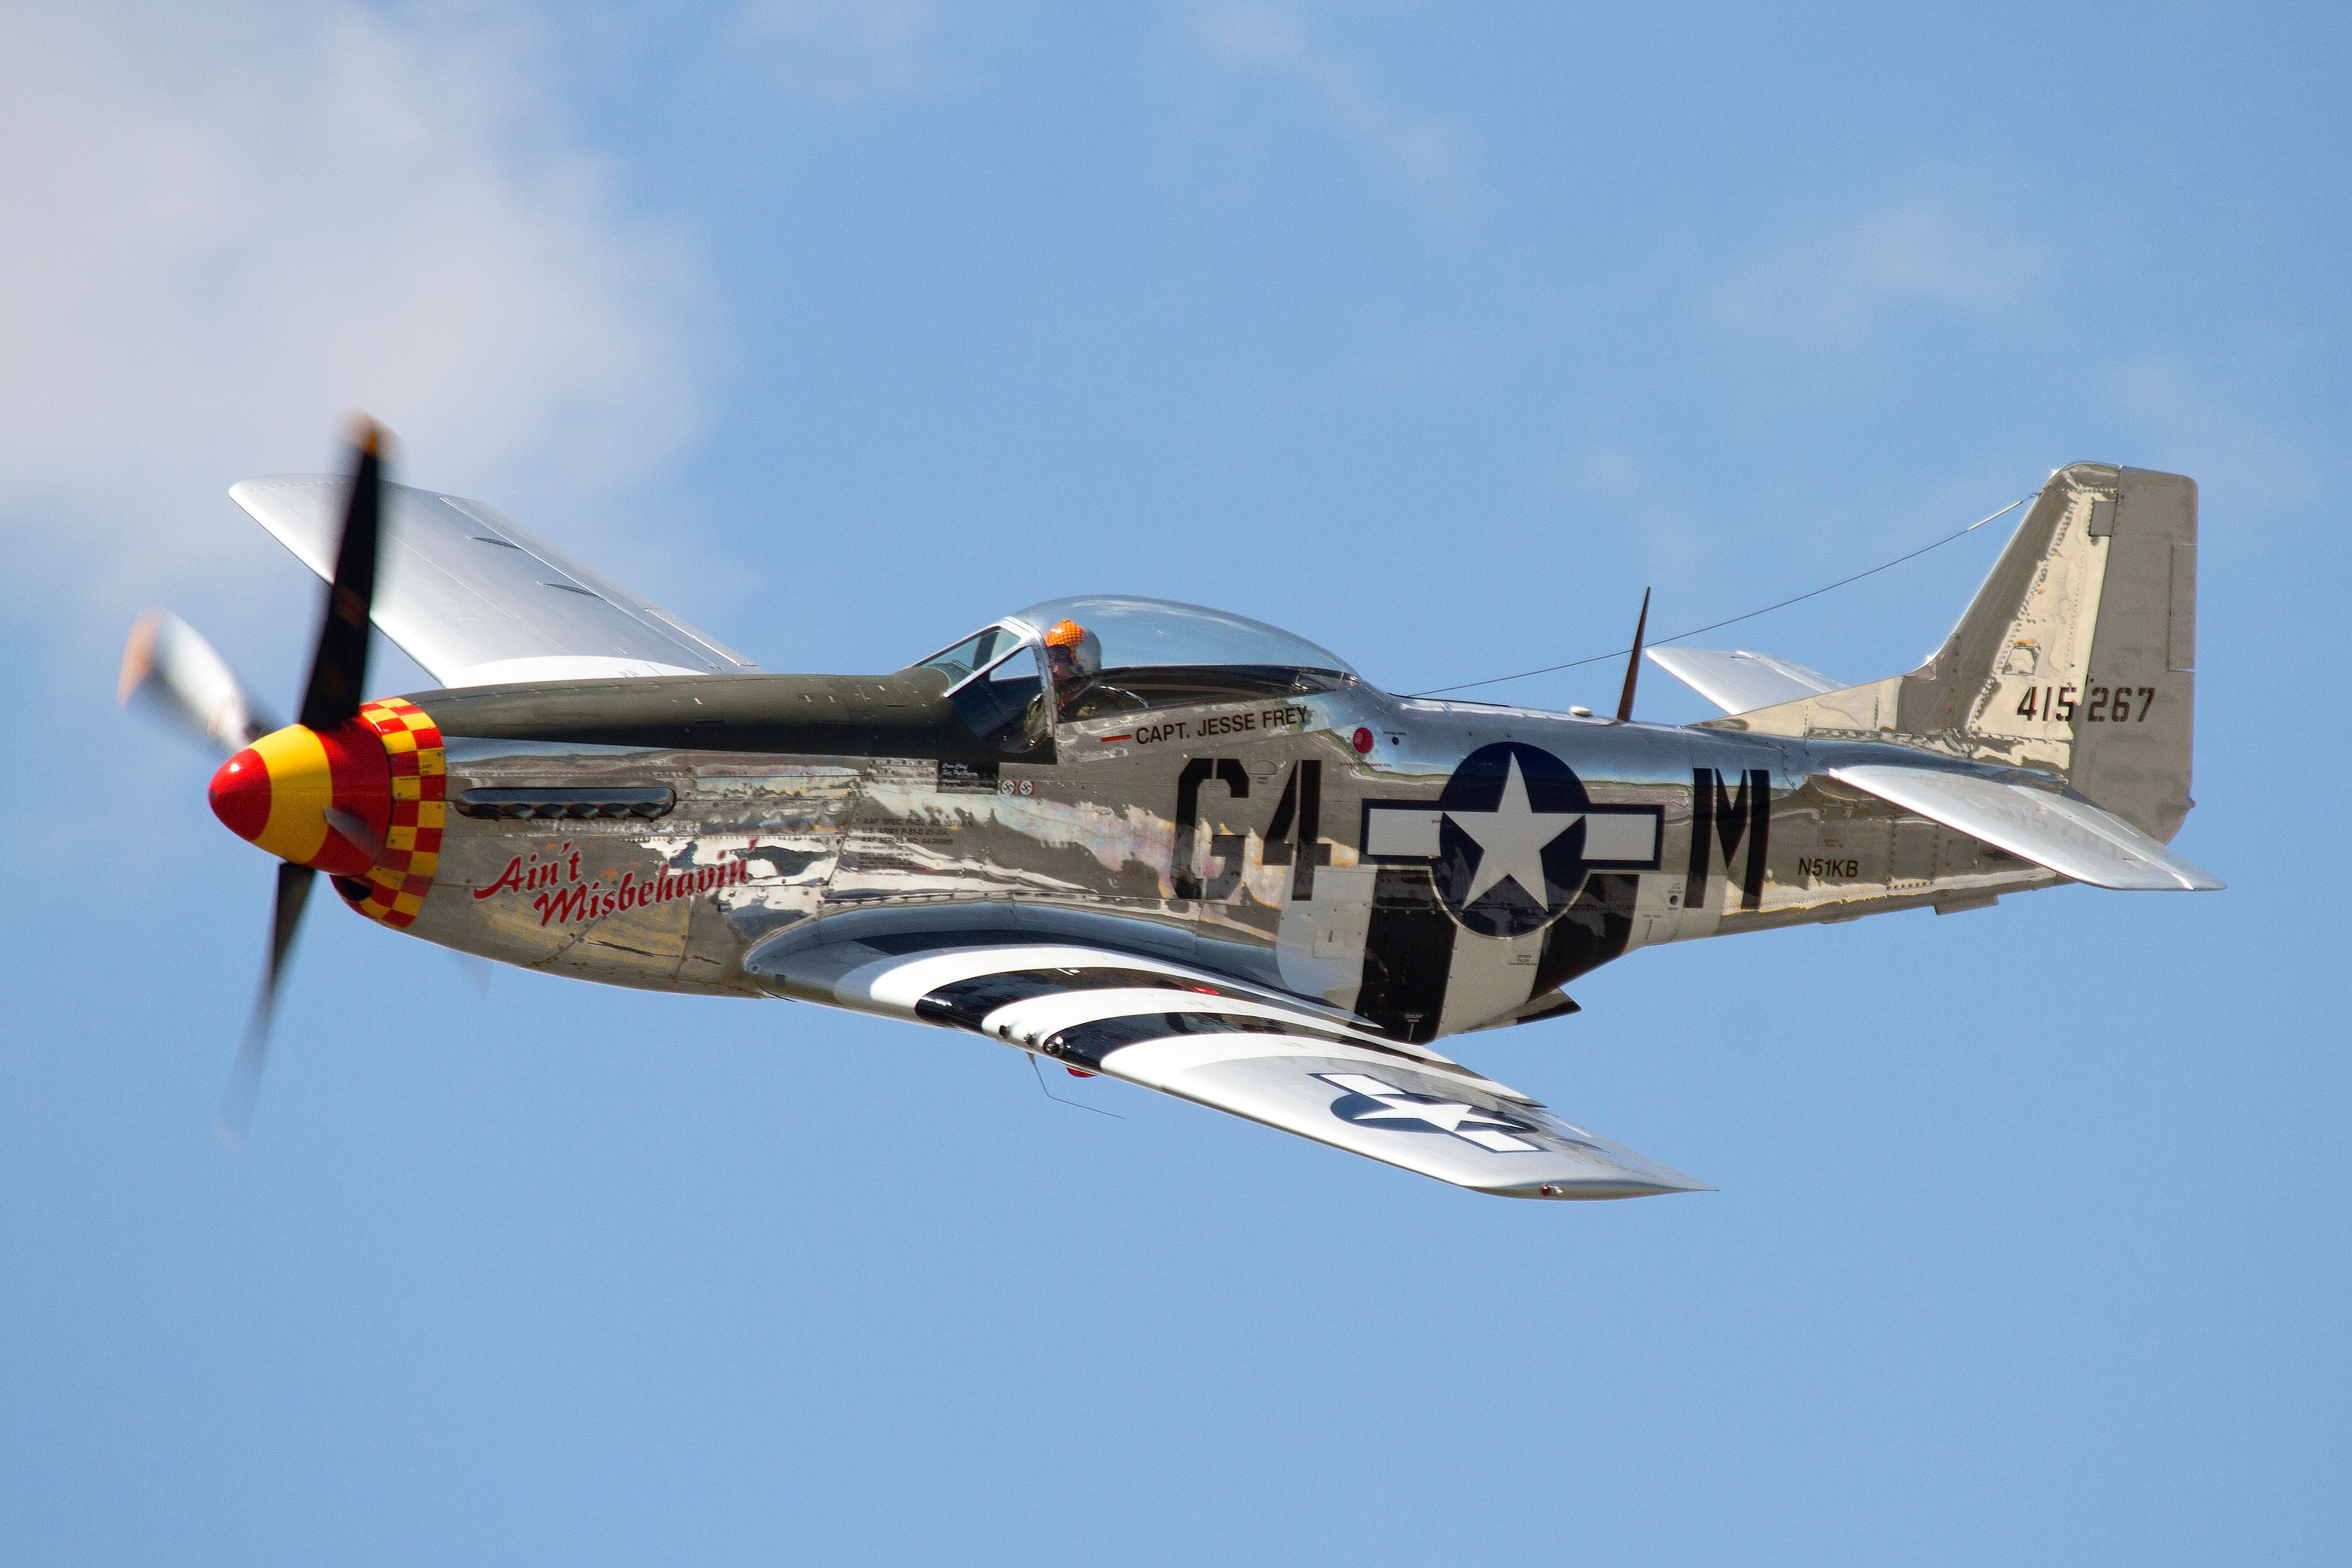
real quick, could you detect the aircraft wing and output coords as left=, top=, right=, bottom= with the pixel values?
left=1646, top=646, right=1842, bottom=715
left=749, top=930, right=1705, bottom=1200
left=230, top=475, right=760, bottom=689
left=1830, top=765, right=2223, bottom=891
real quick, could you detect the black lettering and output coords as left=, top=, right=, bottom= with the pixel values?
left=2136, top=686, right=2156, bottom=721
left=1689, top=767, right=1773, bottom=912
left=2056, top=685, right=2077, bottom=722
left=1172, top=758, right=1249, bottom=900
left=1262, top=766, right=1295, bottom=867
left=2016, top=686, right=2039, bottom=721
left=1261, top=760, right=1328, bottom=900
left=1205, top=834, right=1247, bottom=900
left=2087, top=686, right=2107, bottom=722
left=1294, top=759, right=1326, bottom=900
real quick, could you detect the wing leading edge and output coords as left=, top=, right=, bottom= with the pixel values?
left=749, top=925, right=1706, bottom=1200
left=231, top=475, right=759, bottom=689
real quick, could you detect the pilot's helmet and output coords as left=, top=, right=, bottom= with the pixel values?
left=1043, top=618, right=1101, bottom=681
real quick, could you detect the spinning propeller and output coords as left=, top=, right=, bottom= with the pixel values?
left=120, top=421, right=389, bottom=1146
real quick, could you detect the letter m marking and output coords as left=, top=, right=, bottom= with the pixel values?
left=1685, top=767, right=1772, bottom=913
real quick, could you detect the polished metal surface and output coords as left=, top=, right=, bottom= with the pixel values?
left=404, top=625, right=2094, bottom=1031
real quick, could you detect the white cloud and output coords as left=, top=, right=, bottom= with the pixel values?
left=0, top=2, right=705, bottom=616
left=1188, top=1, right=1473, bottom=217
left=1709, top=200, right=2047, bottom=345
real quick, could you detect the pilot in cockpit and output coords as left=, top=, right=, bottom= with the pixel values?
left=1037, top=618, right=1145, bottom=723
left=1043, top=618, right=1099, bottom=692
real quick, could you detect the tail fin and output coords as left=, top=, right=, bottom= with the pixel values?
left=1709, top=464, right=2199, bottom=841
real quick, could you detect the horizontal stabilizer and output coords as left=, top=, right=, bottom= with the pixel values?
left=1829, top=765, right=2222, bottom=891
left=1647, top=646, right=1840, bottom=715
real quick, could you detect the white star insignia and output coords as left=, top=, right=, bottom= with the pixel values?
left=1355, top=1098, right=1509, bottom=1134
left=1319, top=1073, right=1546, bottom=1153
left=1446, top=753, right=1581, bottom=908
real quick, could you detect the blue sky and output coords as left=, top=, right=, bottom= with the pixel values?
left=2, top=3, right=2345, bottom=1563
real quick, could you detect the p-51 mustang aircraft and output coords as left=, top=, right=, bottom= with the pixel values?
left=124, top=426, right=2218, bottom=1196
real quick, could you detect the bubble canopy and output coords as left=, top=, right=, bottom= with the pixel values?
left=914, top=595, right=1358, bottom=684
left=1012, top=595, right=1356, bottom=674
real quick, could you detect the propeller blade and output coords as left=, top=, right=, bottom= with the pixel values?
left=119, top=609, right=275, bottom=757
left=1615, top=587, right=1651, bottom=722
left=217, top=860, right=315, bottom=1149
left=295, top=420, right=385, bottom=731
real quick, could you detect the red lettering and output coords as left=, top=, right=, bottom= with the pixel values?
left=533, top=883, right=592, bottom=926
left=476, top=856, right=527, bottom=900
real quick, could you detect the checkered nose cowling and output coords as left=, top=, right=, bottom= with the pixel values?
left=205, top=699, right=446, bottom=917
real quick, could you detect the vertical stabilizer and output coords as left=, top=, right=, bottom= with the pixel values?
left=1708, top=464, right=2198, bottom=841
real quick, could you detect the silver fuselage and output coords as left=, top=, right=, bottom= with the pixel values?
left=398, top=672, right=2053, bottom=1044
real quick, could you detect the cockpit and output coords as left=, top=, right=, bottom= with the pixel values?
left=907, top=595, right=1359, bottom=749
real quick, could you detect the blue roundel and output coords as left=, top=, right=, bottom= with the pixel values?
left=1433, top=742, right=1598, bottom=937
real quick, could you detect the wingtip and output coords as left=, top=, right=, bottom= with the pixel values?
left=1497, top=1169, right=1715, bottom=1200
